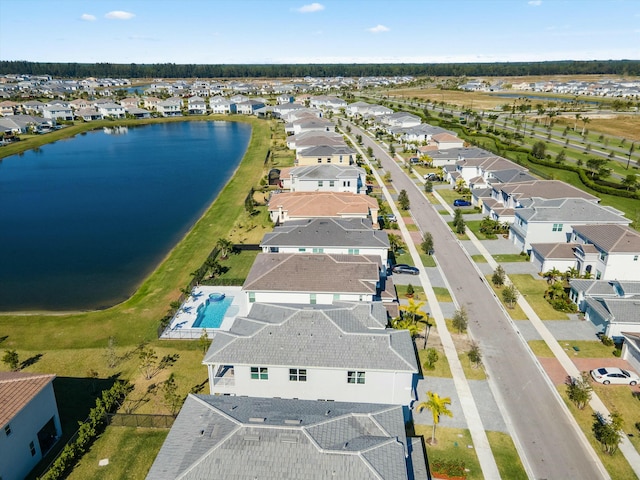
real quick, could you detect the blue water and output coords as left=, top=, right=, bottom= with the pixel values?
left=193, top=295, right=234, bottom=328
left=0, top=121, right=251, bottom=311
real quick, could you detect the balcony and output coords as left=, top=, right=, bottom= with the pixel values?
left=212, top=365, right=235, bottom=387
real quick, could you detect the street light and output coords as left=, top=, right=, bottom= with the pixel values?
left=423, top=315, right=432, bottom=350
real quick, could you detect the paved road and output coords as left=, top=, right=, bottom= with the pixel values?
left=356, top=126, right=607, bottom=479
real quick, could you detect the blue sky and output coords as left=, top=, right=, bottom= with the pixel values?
left=1, top=0, right=638, bottom=64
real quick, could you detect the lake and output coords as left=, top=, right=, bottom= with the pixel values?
left=0, top=121, right=251, bottom=311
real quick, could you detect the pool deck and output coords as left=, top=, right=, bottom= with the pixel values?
left=161, top=286, right=249, bottom=339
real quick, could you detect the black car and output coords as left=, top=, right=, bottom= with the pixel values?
left=391, top=264, right=420, bottom=275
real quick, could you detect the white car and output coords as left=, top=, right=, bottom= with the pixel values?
left=590, top=367, right=639, bottom=385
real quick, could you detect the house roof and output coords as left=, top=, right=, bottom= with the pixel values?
left=585, top=297, right=640, bottom=324
left=458, top=156, right=523, bottom=172
left=516, top=198, right=629, bottom=224
left=571, top=224, right=640, bottom=254
left=427, top=147, right=492, bottom=160
left=498, top=181, right=599, bottom=203
left=261, top=217, right=389, bottom=249
left=268, top=191, right=377, bottom=219
left=0, top=372, right=56, bottom=427
left=146, top=395, right=414, bottom=480
left=243, top=253, right=380, bottom=294
left=530, top=242, right=577, bottom=260
left=203, top=302, right=417, bottom=372
left=489, top=169, right=537, bottom=184
left=432, top=133, right=462, bottom=143
left=298, top=144, right=356, bottom=157
left=289, top=164, right=364, bottom=181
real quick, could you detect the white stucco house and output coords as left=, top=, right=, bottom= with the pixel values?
left=156, top=98, right=182, bottom=117
left=203, top=302, right=417, bottom=406
left=282, top=164, right=367, bottom=194
left=42, top=105, right=73, bottom=121
left=96, top=102, right=125, bottom=118
left=296, top=144, right=355, bottom=166
left=0, top=372, right=62, bottom=480
left=187, top=96, right=207, bottom=115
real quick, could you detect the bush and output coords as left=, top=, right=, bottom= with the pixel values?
left=431, top=458, right=467, bottom=478
left=423, top=348, right=439, bottom=371
left=600, top=335, right=614, bottom=347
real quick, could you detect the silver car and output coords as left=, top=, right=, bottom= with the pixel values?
left=590, top=367, right=639, bottom=385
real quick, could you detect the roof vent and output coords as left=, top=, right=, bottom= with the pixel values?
left=249, top=417, right=266, bottom=423
left=244, top=435, right=260, bottom=442
left=284, top=419, right=301, bottom=425
left=325, top=410, right=331, bottom=416
left=281, top=434, right=299, bottom=444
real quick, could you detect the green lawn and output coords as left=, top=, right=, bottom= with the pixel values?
left=466, top=220, right=499, bottom=240
left=486, top=277, right=529, bottom=320
left=557, top=340, right=621, bottom=359
left=396, top=284, right=427, bottom=302
left=420, top=253, right=437, bottom=268
left=486, top=431, right=528, bottom=480
left=436, top=188, right=469, bottom=206
left=66, top=427, right=168, bottom=480
left=509, top=274, right=569, bottom=320
left=405, top=223, right=420, bottom=232
left=432, top=287, right=452, bottom=302
left=471, top=254, right=488, bottom=263
left=415, top=426, right=482, bottom=480
left=446, top=221, right=470, bottom=240
left=527, top=340, right=555, bottom=358
left=591, top=383, right=640, bottom=453
left=418, top=343, right=452, bottom=378
left=493, top=254, right=529, bottom=263
left=212, top=250, right=259, bottom=284
left=459, top=353, right=486, bottom=380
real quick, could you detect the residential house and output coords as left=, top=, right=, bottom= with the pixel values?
left=125, top=107, right=151, bottom=119
left=530, top=242, right=582, bottom=275
left=621, top=332, right=640, bottom=374
left=42, top=104, right=73, bottom=121
left=96, top=102, right=125, bottom=119
left=419, top=147, right=493, bottom=168
left=276, top=94, right=295, bottom=104
left=156, top=98, right=182, bottom=117
left=268, top=191, right=379, bottom=225
left=454, top=156, right=525, bottom=186
left=119, top=97, right=140, bottom=109
left=146, top=395, right=427, bottom=480
left=68, top=98, right=91, bottom=110
left=0, top=115, right=50, bottom=134
left=187, top=96, right=207, bottom=115
left=21, top=100, right=45, bottom=115
left=211, top=99, right=237, bottom=114
left=236, top=99, right=266, bottom=115
left=286, top=130, right=344, bottom=151
left=75, top=107, right=103, bottom=121
left=431, top=132, right=464, bottom=149
left=400, top=124, right=450, bottom=144
left=289, top=118, right=334, bottom=135
left=309, top=95, right=347, bottom=111
left=142, top=96, right=162, bottom=110
left=260, top=217, right=389, bottom=264
left=0, top=100, right=19, bottom=116
left=568, top=279, right=640, bottom=340
left=510, top=198, right=630, bottom=253
left=282, top=164, right=367, bottom=194
left=203, top=302, right=416, bottom=404
left=382, top=112, right=422, bottom=129
left=0, top=372, right=62, bottom=480
left=296, top=144, right=355, bottom=166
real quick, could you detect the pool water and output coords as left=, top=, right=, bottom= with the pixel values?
left=193, top=295, right=234, bottom=328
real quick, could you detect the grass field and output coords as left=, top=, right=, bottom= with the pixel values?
left=509, top=274, right=569, bottom=320
left=415, top=426, right=482, bottom=480
left=486, top=431, right=528, bottom=480
left=432, top=287, right=452, bottom=302
left=486, top=276, right=528, bottom=320
left=493, top=253, right=529, bottom=263
left=527, top=340, right=555, bottom=357
left=471, top=254, right=488, bottom=263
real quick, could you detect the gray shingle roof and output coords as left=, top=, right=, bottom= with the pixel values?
left=572, top=224, right=640, bottom=253
left=203, top=302, right=418, bottom=372
left=146, top=395, right=414, bottom=480
left=243, top=253, right=381, bottom=294
left=261, top=217, right=389, bottom=250
left=516, top=198, right=629, bottom=223
left=289, top=164, right=365, bottom=181
left=299, top=144, right=356, bottom=156
left=586, top=297, right=640, bottom=324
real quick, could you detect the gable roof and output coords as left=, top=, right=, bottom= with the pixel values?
left=571, top=224, right=640, bottom=254
left=261, top=217, right=389, bottom=249
left=204, top=302, right=417, bottom=372
left=497, top=180, right=599, bottom=203
left=0, top=372, right=56, bottom=427
left=289, top=164, right=364, bottom=181
left=243, top=253, right=380, bottom=294
left=146, top=395, right=414, bottom=480
left=530, top=242, right=578, bottom=260
left=268, top=191, right=377, bottom=219
left=489, top=169, right=537, bottom=184
left=585, top=297, right=640, bottom=324
left=516, top=198, right=629, bottom=224
left=298, top=144, right=356, bottom=157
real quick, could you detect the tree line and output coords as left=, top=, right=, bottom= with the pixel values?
left=2, top=60, right=640, bottom=79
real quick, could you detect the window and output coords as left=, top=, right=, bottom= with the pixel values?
left=318, top=181, right=323, bottom=187
left=329, top=181, right=335, bottom=187
left=339, top=155, right=343, bottom=163
left=634, top=256, right=638, bottom=261
left=298, top=248, right=306, bottom=252
left=250, top=367, right=268, bottom=380
left=310, top=293, right=317, bottom=305
left=29, top=441, right=36, bottom=456
left=248, top=292, right=255, bottom=303
left=333, top=293, right=340, bottom=301
left=312, top=248, right=324, bottom=253
left=552, top=224, right=563, bottom=232
left=327, top=158, right=331, bottom=163
left=343, top=181, right=351, bottom=187
left=347, top=371, right=365, bottom=384
left=599, top=251, right=607, bottom=262
left=596, top=270, right=602, bottom=280
left=4, top=424, right=11, bottom=436
left=317, top=158, right=322, bottom=163
left=289, top=368, right=307, bottom=382
left=348, top=248, right=360, bottom=254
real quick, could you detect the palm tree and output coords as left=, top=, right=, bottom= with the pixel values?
left=564, top=267, right=580, bottom=280
left=391, top=318, right=420, bottom=338
left=387, top=234, right=405, bottom=255
left=415, top=391, right=453, bottom=445
left=400, top=298, right=426, bottom=324
left=581, top=117, right=590, bottom=137
left=216, top=238, right=234, bottom=259
left=543, top=268, right=562, bottom=284
left=574, top=113, right=581, bottom=132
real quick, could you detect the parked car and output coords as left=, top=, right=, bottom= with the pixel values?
left=424, top=173, right=441, bottom=181
left=408, top=157, right=422, bottom=165
left=453, top=199, right=472, bottom=207
left=391, top=264, right=420, bottom=275
left=590, top=367, right=639, bottom=385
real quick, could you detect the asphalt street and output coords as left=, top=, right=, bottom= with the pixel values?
left=356, top=126, right=607, bottom=479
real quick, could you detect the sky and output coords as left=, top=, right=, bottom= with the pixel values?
left=1, top=0, right=639, bottom=64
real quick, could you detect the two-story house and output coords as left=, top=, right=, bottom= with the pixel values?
left=268, top=191, right=379, bottom=225
left=282, top=164, right=367, bottom=194
left=203, top=302, right=417, bottom=405
left=187, top=96, right=207, bottom=115
left=156, top=98, right=182, bottom=117
left=42, top=105, right=73, bottom=121
left=296, top=144, right=355, bottom=166
left=97, top=102, right=125, bottom=118
left=0, top=372, right=62, bottom=480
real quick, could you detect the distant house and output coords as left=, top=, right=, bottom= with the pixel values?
left=75, top=107, right=103, bottom=121
left=187, top=96, right=207, bottom=115
left=0, top=372, right=62, bottom=480
left=125, top=107, right=151, bottom=119
left=96, top=102, right=125, bottom=118
left=431, top=132, right=464, bottom=149
left=268, top=191, right=379, bottom=225
left=156, top=98, right=182, bottom=117
left=236, top=99, right=265, bottom=115
left=283, top=164, right=367, bottom=194
left=276, top=94, right=295, bottom=104
left=309, top=95, right=347, bottom=111
left=142, top=96, right=162, bottom=110
left=289, top=118, right=334, bottom=135
left=119, top=97, right=139, bottom=109
left=261, top=217, right=389, bottom=264
left=210, top=99, right=236, bottom=114
left=146, top=395, right=427, bottom=480
left=296, top=144, right=355, bottom=166
left=21, top=100, right=45, bottom=115
left=0, top=100, right=19, bottom=116
left=286, top=131, right=345, bottom=151
left=42, top=105, right=73, bottom=121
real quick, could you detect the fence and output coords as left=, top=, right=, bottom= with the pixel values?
left=106, top=413, right=175, bottom=429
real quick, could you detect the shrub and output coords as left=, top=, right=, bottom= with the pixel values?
left=406, top=284, right=415, bottom=297
left=600, top=335, right=614, bottom=347
left=423, top=348, right=439, bottom=371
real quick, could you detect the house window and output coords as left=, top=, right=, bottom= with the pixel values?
left=318, top=181, right=323, bottom=187
left=329, top=181, right=335, bottom=187
left=333, top=294, right=340, bottom=301
left=248, top=292, right=255, bottom=303
left=4, top=424, right=11, bottom=436
left=596, top=270, right=602, bottom=280
left=599, top=251, right=607, bottom=262
left=29, top=441, right=36, bottom=456
left=312, top=248, right=324, bottom=253
left=348, top=248, right=360, bottom=254
left=634, top=256, right=638, bottom=261
left=552, top=224, right=563, bottom=232
left=250, top=367, right=268, bottom=380
left=310, top=293, right=317, bottom=305
left=327, top=158, right=331, bottom=163
left=289, top=368, right=307, bottom=382
left=339, top=155, right=343, bottom=163
left=347, top=371, right=366, bottom=384
left=317, top=158, right=322, bottom=163
left=298, top=248, right=306, bottom=252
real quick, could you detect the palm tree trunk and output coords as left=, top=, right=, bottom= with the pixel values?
left=431, top=423, right=437, bottom=444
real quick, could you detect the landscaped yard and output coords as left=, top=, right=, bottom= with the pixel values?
left=591, top=383, right=640, bottom=453
left=432, top=287, right=452, bottom=302
left=509, top=274, right=569, bottom=320
left=415, top=426, right=482, bottom=480
left=418, top=342, right=451, bottom=379
left=493, top=253, right=529, bottom=263
left=447, top=221, right=470, bottom=240
left=209, top=249, right=260, bottom=284
left=486, top=431, right=528, bottom=480
left=436, top=188, right=470, bottom=207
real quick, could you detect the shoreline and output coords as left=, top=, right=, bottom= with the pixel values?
left=0, top=116, right=271, bottom=348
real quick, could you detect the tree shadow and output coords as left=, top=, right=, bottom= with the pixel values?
left=190, top=379, right=209, bottom=394
left=0, top=335, right=8, bottom=345
left=20, top=353, right=44, bottom=370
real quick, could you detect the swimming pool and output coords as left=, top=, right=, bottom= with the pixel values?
left=192, top=294, right=234, bottom=329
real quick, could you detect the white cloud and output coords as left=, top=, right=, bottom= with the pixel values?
left=368, top=24, right=389, bottom=34
left=297, top=3, right=324, bottom=13
left=105, top=11, right=135, bottom=20
left=528, top=0, right=542, bottom=6
left=81, top=13, right=96, bottom=21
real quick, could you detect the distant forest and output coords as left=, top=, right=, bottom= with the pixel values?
left=1, top=60, right=640, bottom=79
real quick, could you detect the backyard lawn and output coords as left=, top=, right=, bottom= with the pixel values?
left=509, top=274, right=569, bottom=320
left=415, top=426, right=482, bottom=480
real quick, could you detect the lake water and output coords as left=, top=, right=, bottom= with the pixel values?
left=0, top=121, right=251, bottom=311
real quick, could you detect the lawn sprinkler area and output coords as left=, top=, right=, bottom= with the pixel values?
left=161, top=286, right=248, bottom=338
